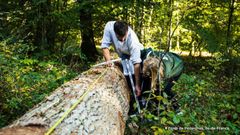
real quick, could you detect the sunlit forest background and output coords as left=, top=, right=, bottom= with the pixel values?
left=0, top=0, right=239, bottom=134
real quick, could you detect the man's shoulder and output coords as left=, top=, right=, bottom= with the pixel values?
left=106, top=21, right=116, bottom=27
left=104, top=21, right=116, bottom=33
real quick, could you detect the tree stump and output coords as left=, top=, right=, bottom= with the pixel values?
left=0, top=66, right=130, bottom=135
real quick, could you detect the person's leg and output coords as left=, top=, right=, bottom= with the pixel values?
left=125, top=75, right=138, bottom=115
left=163, top=74, right=182, bottom=112
left=126, top=74, right=148, bottom=111
left=163, top=80, right=176, bottom=99
left=138, top=75, right=152, bottom=108
left=120, top=54, right=136, bottom=114
left=163, top=74, right=181, bottom=99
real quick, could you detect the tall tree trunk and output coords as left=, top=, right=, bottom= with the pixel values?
left=34, top=1, right=50, bottom=51
left=79, top=1, right=98, bottom=61
left=226, top=0, right=235, bottom=55
left=135, top=0, right=144, bottom=42
left=226, top=0, right=235, bottom=88
left=176, top=2, right=180, bottom=51
left=167, top=0, right=173, bottom=51
left=144, top=3, right=153, bottom=45
left=33, top=9, right=45, bottom=50
left=46, top=0, right=56, bottom=52
left=0, top=67, right=130, bottom=135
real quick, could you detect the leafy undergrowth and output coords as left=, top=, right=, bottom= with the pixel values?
left=0, top=42, right=79, bottom=128
left=125, top=67, right=240, bottom=134
left=1, top=41, right=239, bottom=134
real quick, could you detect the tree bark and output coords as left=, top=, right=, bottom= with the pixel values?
left=226, top=0, right=235, bottom=54
left=167, top=0, right=174, bottom=51
left=79, top=1, right=98, bottom=61
left=0, top=67, right=130, bottom=135
left=226, top=0, right=235, bottom=88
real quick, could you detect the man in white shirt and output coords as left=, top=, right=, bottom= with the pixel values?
left=101, top=20, right=144, bottom=97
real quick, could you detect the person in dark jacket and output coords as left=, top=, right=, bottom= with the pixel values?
left=141, top=48, right=184, bottom=112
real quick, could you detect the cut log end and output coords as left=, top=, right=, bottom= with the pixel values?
left=0, top=126, right=46, bottom=135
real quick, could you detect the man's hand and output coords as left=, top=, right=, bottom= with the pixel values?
left=135, top=85, right=141, bottom=97
left=106, top=60, right=114, bottom=67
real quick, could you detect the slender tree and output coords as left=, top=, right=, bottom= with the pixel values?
left=78, top=0, right=98, bottom=61
left=226, top=0, right=235, bottom=56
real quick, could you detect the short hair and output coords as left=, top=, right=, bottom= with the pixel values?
left=114, top=21, right=128, bottom=37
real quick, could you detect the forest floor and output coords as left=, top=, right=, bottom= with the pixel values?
left=125, top=55, right=240, bottom=135
left=0, top=51, right=239, bottom=134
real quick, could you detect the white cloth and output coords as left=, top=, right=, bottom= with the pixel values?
left=121, top=59, right=135, bottom=75
left=101, top=21, right=144, bottom=64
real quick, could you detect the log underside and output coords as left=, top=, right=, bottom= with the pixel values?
left=0, top=67, right=130, bottom=135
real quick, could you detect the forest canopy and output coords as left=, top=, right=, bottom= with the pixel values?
left=1, top=0, right=239, bottom=57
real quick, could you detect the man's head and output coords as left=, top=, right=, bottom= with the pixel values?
left=114, top=21, right=128, bottom=42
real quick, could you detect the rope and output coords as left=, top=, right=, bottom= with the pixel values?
left=45, top=68, right=109, bottom=135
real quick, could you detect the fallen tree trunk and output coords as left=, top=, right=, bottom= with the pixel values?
left=0, top=66, right=130, bottom=135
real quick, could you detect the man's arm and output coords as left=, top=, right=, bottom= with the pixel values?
left=102, top=48, right=114, bottom=66
left=101, top=22, right=113, bottom=63
left=102, top=48, right=111, bottom=61
left=134, top=63, right=141, bottom=96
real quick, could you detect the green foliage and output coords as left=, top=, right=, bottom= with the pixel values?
left=126, top=59, right=240, bottom=134
left=181, top=0, right=239, bottom=55
left=126, top=93, right=183, bottom=134
left=1, top=0, right=239, bottom=57
left=0, top=0, right=240, bottom=133
left=56, top=35, right=92, bottom=71
left=0, top=41, right=78, bottom=127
